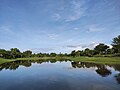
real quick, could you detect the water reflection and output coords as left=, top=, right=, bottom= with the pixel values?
left=96, top=68, right=111, bottom=77
left=0, top=60, right=120, bottom=74
left=115, top=73, right=120, bottom=84
left=0, top=59, right=69, bottom=71
left=0, top=60, right=120, bottom=73
left=71, top=62, right=112, bottom=77
left=0, top=60, right=120, bottom=90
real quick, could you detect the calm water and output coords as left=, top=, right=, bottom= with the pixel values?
left=0, top=60, right=120, bottom=90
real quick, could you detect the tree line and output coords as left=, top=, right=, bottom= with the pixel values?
left=0, top=35, right=120, bottom=59
left=0, top=48, right=67, bottom=59
left=71, top=35, right=120, bottom=57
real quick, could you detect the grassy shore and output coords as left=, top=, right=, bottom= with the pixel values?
left=69, top=57, right=120, bottom=64
left=0, top=58, right=15, bottom=64
left=0, top=57, right=68, bottom=64
left=0, top=57, right=120, bottom=64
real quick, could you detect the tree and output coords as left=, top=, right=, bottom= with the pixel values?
left=10, top=48, right=21, bottom=58
left=50, top=53, right=57, bottom=57
left=112, top=35, right=120, bottom=53
left=75, top=50, right=81, bottom=57
left=58, top=53, right=65, bottom=57
left=71, top=50, right=76, bottom=57
left=23, top=50, right=32, bottom=57
left=0, top=49, right=14, bottom=59
left=79, top=50, right=84, bottom=56
left=106, top=48, right=115, bottom=54
left=4, top=51, right=13, bottom=59
left=94, top=43, right=109, bottom=55
left=0, top=49, right=6, bottom=58
left=84, top=48, right=94, bottom=57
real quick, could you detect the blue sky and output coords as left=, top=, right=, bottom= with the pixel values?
left=0, top=0, right=120, bottom=53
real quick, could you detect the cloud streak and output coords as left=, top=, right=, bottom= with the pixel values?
left=87, top=25, right=105, bottom=32
left=47, top=33, right=59, bottom=39
left=52, top=0, right=86, bottom=22
left=0, top=0, right=119, bottom=53
left=30, top=48, right=54, bottom=53
left=66, top=0, right=86, bottom=21
left=0, top=25, right=15, bottom=35
left=66, top=42, right=98, bottom=50
left=52, top=13, right=61, bottom=21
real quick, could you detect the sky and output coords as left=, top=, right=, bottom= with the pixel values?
left=0, top=0, right=120, bottom=53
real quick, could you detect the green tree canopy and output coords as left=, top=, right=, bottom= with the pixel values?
left=71, top=50, right=76, bottom=57
left=94, top=43, right=109, bottom=54
left=84, top=48, right=94, bottom=57
left=23, top=50, right=32, bottom=57
left=50, top=53, right=57, bottom=57
left=0, top=49, right=6, bottom=57
left=112, top=35, right=120, bottom=53
left=10, top=48, right=21, bottom=58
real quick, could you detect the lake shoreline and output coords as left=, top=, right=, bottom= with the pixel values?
left=0, top=57, right=120, bottom=65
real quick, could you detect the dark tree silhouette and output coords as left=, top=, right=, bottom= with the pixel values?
left=94, top=43, right=109, bottom=55
left=23, top=50, right=32, bottom=57
left=112, top=35, right=120, bottom=53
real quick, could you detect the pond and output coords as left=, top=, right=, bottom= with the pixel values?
left=0, top=60, right=120, bottom=90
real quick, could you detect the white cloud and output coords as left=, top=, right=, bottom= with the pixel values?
left=66, top=0, right=86, bottom=21
left=52, top=0, right=86, bottom=22
left=66, top=42, right=99, bottom=50
left=30, top=42, right=112, bottom=53
left=74, top=27, right=79, bottom=30
left=52, top=13, right=61, bottom=21
left=47, top=33, right=59, bottom=39
left=31, top=48, right=54, bottom=53
left=87, top=25, right=105, bottom=32
left=106, top=44, right=112, bottom=48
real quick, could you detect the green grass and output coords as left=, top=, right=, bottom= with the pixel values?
left=0, top=58, right=15, bottom=64
left=16, top=57, right=68, bottom=60
left=0, top=57, right=68, bottom=64
left=68, top=57, right=120, bottom=64
left=0, top=56, right=120, bottom=65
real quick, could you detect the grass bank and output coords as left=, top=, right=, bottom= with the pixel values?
left=0, top=57, right=120, bottom=64
left=0, top=57, right=68, bottom=64
left=0, top=58, right=15, bottom=64
left=68, top=57, right=120, bottom=64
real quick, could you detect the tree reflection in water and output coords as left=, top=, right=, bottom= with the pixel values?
left=0, top=59, right=120, bottom=84
left=71, top=62, right=113, bottom=77
left=115, top=73, right=120, bottom=84
left=0, top=59, right=69, bottom=71
left=96, top=68, right=111, bottom=77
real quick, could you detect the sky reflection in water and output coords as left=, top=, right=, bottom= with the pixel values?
left=0, top=60, right=120, bottom=90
